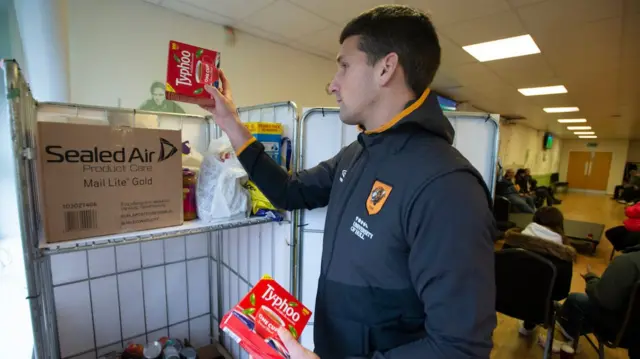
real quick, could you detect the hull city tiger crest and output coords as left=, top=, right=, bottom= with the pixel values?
left=366, top=180, right=393, bottom=215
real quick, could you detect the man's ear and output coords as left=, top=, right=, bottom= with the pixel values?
left=377, top=52, right=399, bottom=86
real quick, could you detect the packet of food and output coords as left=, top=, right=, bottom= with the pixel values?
left=165, top=40, right=221, bottom=106
left=220, top=275, right=312, bottom=359
left=244, top=180, right=278, bottom=215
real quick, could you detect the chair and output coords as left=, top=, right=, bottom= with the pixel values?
left=575, top=281, right=640, bottom=358
left=494, top=196, right=516, bottom=236
left=550, top=173, right=569, bottom=193
left=606, top=228, right=640, bottom=261
left=495, top=248, right=558, bottom=359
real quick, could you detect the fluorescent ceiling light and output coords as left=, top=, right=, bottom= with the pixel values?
left=462, top=34, right=541, bottom=62
left=557, top=118, right=587, bottom=123
left=567, top=126, right=592, bottom=130
left=544, top=107, right=580, bottom=113
left=579, top=135, right=597, bottom=139
left=574, top=131, right=595, bottom=135
left=518, top=85, right=567, bottom=96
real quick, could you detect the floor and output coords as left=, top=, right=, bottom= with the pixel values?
left=491, top=192, right=629, bottom=359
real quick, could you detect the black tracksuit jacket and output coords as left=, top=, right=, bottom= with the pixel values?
left=237, top=89, right=497, bottom=358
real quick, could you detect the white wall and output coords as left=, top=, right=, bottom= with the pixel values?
left=558, top=139, right=629, bottom=194
left=627, top=140, right=640, bottom=163
left=498, top=122, right=563, bottom=175
left=65, top=0, right=337, bottom=114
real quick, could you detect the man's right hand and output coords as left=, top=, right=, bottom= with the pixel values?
left=201, top=70, right=253, bottom=151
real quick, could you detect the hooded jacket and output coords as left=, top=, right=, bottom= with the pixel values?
left=237, top=89, right=497, bottom=358
left=624, top=202, right=640, bottom=232
left=502, top=227, right=575, bottom=301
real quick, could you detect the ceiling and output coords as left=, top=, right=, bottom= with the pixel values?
left=143, top=0, right=640, bottom=140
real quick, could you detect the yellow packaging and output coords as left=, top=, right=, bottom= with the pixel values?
left=244, top=180, right=277, bottom=214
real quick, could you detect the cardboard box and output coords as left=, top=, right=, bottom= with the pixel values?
left=37, top=122, right=183, bottom=243
left=166, top=40, right=221, bottom=106
left=220, top=275, right=312, bottom=359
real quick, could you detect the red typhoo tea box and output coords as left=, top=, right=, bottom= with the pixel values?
left=165, top=40, right=221, bottom=106
left=220, top=275, right=312, bottom=359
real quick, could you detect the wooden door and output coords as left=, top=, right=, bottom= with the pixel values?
left=566, top=151, right=590, bottom=189
left=585, top=152, right=612, bottom=191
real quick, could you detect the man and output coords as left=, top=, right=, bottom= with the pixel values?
left=139, top=81, right=185, bottom=113
left=496, top=169, right=535, bottom=213
left=618, top=169, right=640, bottom=204
left=203, top=5, right=496, bottom=358
left=555, top=246, right=640, bottom=357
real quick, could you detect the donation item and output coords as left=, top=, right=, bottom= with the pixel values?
left=182, top=168, right=197, bottom=221
left=196, top=135, right=250, bottom=221
left=166, top=40, right=221, bottom=106
left=220, top=275, right=312, bottom=359
left=36, top=122, right=183, bottom=243
left=246, top=122, right=283, bottom=165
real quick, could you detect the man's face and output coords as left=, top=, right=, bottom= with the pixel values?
left=505, top=169, right=515, bottom=180
left=152, top=88, right=165, bottom=106
left=525, top=169, right=531, bottom=176
left=327, top=36, right=379, bottom=126
left=631, top=170, right=637, bottom=177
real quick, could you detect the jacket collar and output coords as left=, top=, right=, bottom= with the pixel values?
left=504, top=228, right=577, bottom=262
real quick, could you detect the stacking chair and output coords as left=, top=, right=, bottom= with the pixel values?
left=495, top=248, right=559, bottom=359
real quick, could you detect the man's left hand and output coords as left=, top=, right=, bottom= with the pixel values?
left=277, top=327, right=319, bottom=359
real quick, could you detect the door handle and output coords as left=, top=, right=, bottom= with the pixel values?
left=588, top=161, right=593, bottom=176
left=584, top=162, right=589, bottom=176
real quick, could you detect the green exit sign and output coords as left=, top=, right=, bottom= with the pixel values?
left=586, top=142, right=598, bottom=148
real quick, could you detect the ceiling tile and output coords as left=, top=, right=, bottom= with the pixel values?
left=398, top=0, right=511, bottom=26
left=536, top=17, right=622, bottom=75
left=439, top=10, right=526, bottom=46
left=507, top=0, right=545, bottom=7
left=160, top=0, right=234, bottom=25
left=449, top=63, right=504, bottom=88
left=287, top=0, right=387, bottom=26
left=516, top=0, right=624, bottom=35
left=241, top=0, right=332, bottom=40
left=484, top=55, right=555, bottom=87
left=232, top=22, right=289, bottom=46
left=438, top=35, right=476, bottom=69
left=179, top=0, right=275, bottom=20
left=431, top=70, right=463, bottom=91
left=293, top=25, right=342, bottom=54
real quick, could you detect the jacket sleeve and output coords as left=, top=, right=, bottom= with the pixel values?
left=585, top=256, right=637, bottom=312
left=237, top=138, right=342, bottom=211
left=372, top=170, right=497, bottom=359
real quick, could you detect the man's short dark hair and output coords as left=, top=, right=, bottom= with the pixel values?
left=340, top=5, right=441, bottom=96
left=150, top=81, right=164, bottom=94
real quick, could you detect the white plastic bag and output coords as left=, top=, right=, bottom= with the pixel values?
left=196, top=135, right=250, bottom=221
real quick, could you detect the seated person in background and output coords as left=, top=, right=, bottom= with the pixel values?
left=606, top=201, right=640, bottom=252
left=619, top=170, right=640, bottom=204
left=555, top=246, right=640, bottom=357
left=525, top=168, right=562, bottom=205
left=502, top=207, right=576, bottom=336
left=516, top=169, right=561, bottom=207
left=614, top=168, right=638, bottom=200
left=497, top=169, right=536, bottom=213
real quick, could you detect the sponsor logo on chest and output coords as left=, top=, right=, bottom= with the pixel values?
left=350, top=216, right=373, bottom=240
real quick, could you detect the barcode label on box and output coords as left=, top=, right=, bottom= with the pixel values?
left=64, top=209, right=98, bottom=232
left=223, top=327, right=242, bottom=344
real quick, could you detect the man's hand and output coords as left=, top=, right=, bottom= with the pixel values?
left=200, top=70, right=253, bottom=151
left=277, top=327, right=319, bottom=359
left=581, top=264, right=595, bottom=279
left=201, top=70, right=238, bottom=129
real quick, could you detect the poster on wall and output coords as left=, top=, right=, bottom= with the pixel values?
left=139, top=81, right=186, bottom=114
